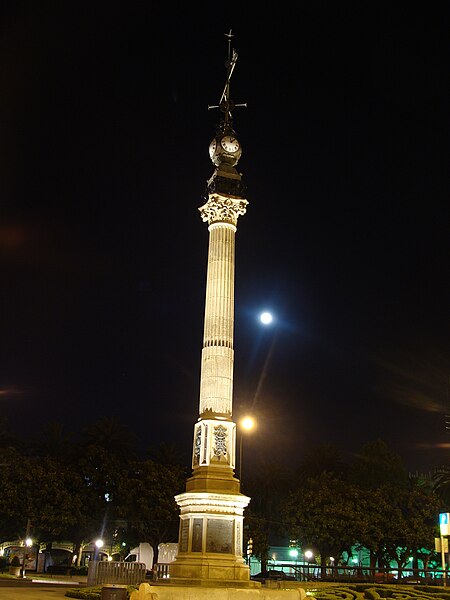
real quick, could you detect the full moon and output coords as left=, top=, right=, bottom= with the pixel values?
left=260, top=312, right=273, bottom=325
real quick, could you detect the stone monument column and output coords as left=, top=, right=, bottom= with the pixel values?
left=169, top=36, right=253, bottom=585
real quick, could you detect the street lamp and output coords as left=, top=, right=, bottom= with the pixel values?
left=304, top=550, right=314, bottom=579
left=239, top=416, right=255, bottom=484
left=22, top=519, right=32, bottom=579
left=94, top=539, right=104, bottom=562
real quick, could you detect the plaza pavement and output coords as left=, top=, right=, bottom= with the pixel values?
left=0, top=576, right=87, bottom=600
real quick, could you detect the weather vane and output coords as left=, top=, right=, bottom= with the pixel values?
left=208, top=29, right=247, bottom=132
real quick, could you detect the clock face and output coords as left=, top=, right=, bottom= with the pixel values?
left=220, top=135, right=240, bottom=153
left=209, top=138, right=217, bottom=158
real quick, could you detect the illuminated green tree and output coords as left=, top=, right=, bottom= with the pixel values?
left=283, top=472, right=364, bottom=572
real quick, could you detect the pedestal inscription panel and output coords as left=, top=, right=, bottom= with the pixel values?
left=179, top=519, right=189, bottom=553
left=192, top=518, right=203, bottom=552
left=206, top=518, right=233, bottom=553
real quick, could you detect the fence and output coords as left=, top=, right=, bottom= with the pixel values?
left=153, top=563, right=171, bottom=581
left=278, top=563, right=448, bottom=584
left=87, top=560, right=147, bottom=586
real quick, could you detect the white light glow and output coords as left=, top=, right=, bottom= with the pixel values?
left=304, top=550, right=313, bottom=559
left=25, top=538, right=33, bottom=547
left=260, top=312, right=273, bottom=325
left=95, top=539, right=104, bottom=549
left=241, top=416, right=255, bottom=431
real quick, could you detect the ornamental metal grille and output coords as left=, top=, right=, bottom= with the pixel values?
left=213, top=424, right=227, bottom=457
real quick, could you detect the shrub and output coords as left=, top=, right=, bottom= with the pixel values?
left=10, top=556, right=21, bottom=567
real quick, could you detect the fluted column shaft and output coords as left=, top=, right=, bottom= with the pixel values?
left=199, top=222, right=235, bottom=416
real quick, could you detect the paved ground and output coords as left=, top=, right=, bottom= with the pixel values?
left=0, top=578, right=86, bottom=600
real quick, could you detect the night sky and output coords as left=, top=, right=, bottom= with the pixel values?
left=1, top=2, right=449, bottom=474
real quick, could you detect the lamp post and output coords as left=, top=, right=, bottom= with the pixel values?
left=239, top=416, right=255, bottom=484
left=87, top=538, right=104, bottom=587
left=95, top=538, right=104, bottom=559
left=304, top=550, right=314, bottom=579
left=22, top=519, right=32, bottom=578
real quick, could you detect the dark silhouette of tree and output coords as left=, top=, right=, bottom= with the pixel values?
left=30, top=421, right=74, bottom=461
left=147, top=441, right=189, bottom=472
left=349, top=439, right=409, bottom=490
left=0, top=449, right=85, bottom=543
left=0, top=415, right=22, bottom=451
left=116, top=459, right=185, bottom=564
left=432, top=466, right=450, bottom=507
left=295, top=443, right=349, bottom=481
left=244, top=461, right=291, bottom=572
left=80, top=416, right=138, bottom=460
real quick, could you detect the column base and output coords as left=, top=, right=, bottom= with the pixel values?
left=166, top=554, right=253, bottom=585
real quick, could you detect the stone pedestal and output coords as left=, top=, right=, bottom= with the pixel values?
left=130, top=582, right=306, bottom=600
left=170, top=476, right=250, bottom=583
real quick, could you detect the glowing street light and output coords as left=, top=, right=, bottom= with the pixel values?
left=239, top=415, right=256, bottom=484
left=304, top=550, right=313, bottom=560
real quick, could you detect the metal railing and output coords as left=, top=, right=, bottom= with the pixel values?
left=274, top=563, right=449, bottom=584
left=88, top=560, right=147, bottom=586
left=153, top=563, right=172, bottom=581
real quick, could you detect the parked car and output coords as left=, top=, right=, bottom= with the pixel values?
left=251, top=569, right=296, bottom=582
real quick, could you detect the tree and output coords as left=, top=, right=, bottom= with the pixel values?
left=116, top=459, right=185, bottom=564
left=295, top=443, right=348, bottom=482
left=244, top=461, right=291, bottom=572
left=349, top=439, right=409, bottom=490
left=431, top=466, right=450, bottom=507
left=384, top=483, right=441, bottom=577
left=356, top=485, right=403, bottom=569
left=283, top=472, right=364, bottom=573
left=80, top=417, right=138, bottom=460
left=30, top=421, right=74, bottom=462
left=0, top=415, right=21, bottom=450
left=0, top=449, right=86, bottom=544
left=0, top=448, right=29, bottom=540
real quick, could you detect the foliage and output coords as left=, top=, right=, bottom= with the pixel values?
left=30, top=421, right=75, bottom=462
left=295, top=443, right=349, bottom=481
left=243, top=461, right=291, bottom=570
left=355, top=486, right=400, bottom=568
left=349, top=439, right=409, bottom=490
left=307, top=584, right=450, bottom=600
left=0, top=449, right=88, bottom=542
left=0, top=426, right=443, bottom=574
left=65, top=585, right=136, bottom=599
left=283, top=442, right=442, bottom=575
left=80, top=417, right=138, bottom=460
left=283, top=472, right=364, bottom=567
left=431, top=467, right=450, bottom=507
left=115, top=459, right=185, bottom=563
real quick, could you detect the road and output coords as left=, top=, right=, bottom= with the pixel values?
left=0, top=579, right=82, bottom=600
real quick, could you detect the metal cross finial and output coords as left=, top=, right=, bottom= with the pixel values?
left=225, top=28, right=234, bottom=64
left=208, top=31, right=247, bottom=130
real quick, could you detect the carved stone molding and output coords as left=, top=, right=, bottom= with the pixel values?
left=199, top=194, right=248, bottom=227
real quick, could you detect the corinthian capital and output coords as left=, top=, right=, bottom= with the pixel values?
left=199, top=194, right=248, bottom=227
